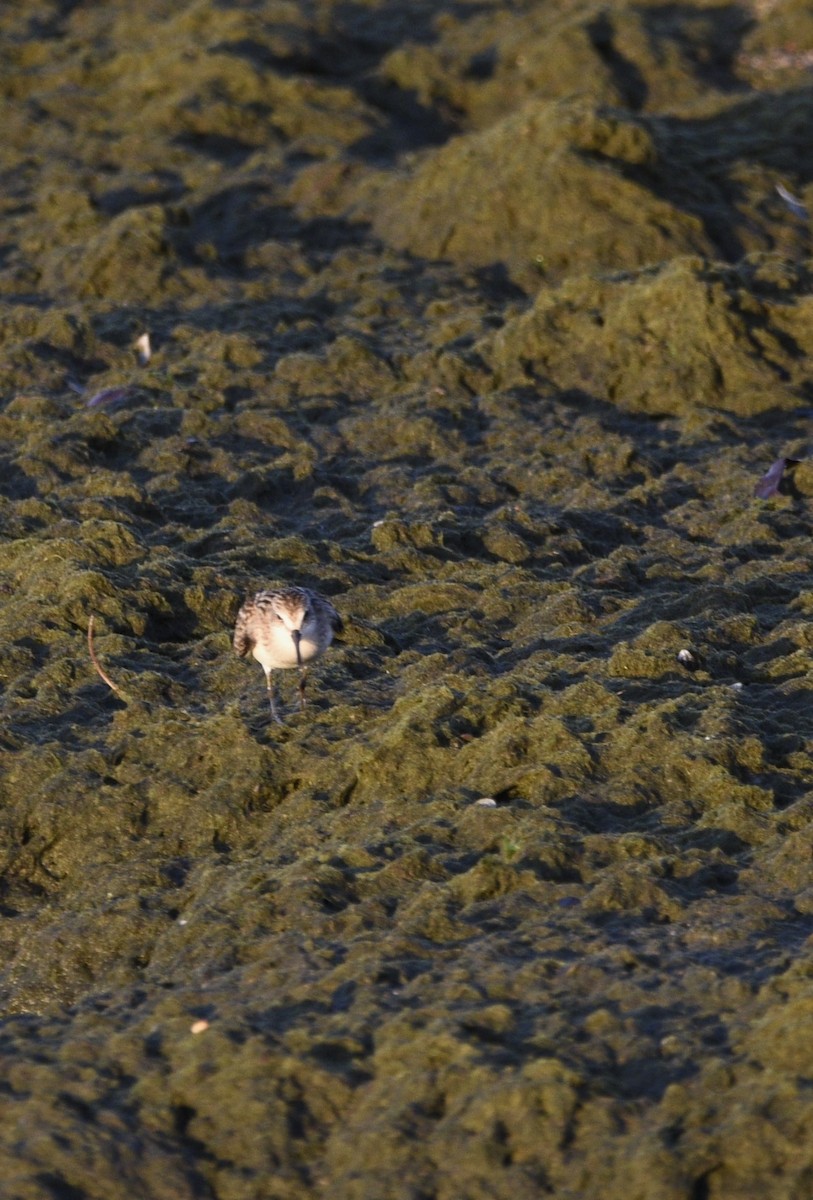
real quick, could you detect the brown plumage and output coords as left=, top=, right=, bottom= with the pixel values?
left=234, top=586, right=342, bottom=721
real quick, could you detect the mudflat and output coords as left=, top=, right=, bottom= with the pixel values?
left=2, top=2, right=813, bottom=1197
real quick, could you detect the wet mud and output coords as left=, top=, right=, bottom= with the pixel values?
left=2, top=1, right=813, bottom=1197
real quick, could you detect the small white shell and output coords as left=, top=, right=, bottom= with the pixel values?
left=135, top=332, right=152, bottom=365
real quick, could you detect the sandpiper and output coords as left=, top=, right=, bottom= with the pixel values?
left=233, top=585, right=343, bottom=722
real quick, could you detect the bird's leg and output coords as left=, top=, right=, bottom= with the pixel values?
left=298, top=666, right=308, bottom=712
left=265, top=672, right=283, bottom=724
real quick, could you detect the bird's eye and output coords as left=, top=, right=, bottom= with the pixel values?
left=303, top=609, right=311, bottom=621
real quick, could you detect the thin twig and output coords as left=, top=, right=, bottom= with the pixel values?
left=87, top=614, right=123, bottom=696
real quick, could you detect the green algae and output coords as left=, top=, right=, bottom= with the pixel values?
left=486, top=255, right=813, bottom=415
left=1, top=0, right=813, bottom=1196
left=370, top=97, right=710, bottom=288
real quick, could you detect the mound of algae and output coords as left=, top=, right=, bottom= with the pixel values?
left=2, top=0, right=813, bottom=1197
left=371, top=97, right=711, bottom=284
left=484, top=255, right=813, bottom=416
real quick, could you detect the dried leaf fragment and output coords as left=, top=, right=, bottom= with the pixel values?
left=87, top=614, right=122, bottom=696
left=776, top=184, right=809, bottom=221
left=85, top=386, right=135, bottom=410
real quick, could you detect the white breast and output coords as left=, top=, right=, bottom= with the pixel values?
left=252, top=626, right=326, bottom=672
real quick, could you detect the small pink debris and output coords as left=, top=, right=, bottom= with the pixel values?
left=85, top=386, right=135, bottom=410
left=190, top=1020, right=209, bottom=1035
left=754, top=456, right=800, bottom=499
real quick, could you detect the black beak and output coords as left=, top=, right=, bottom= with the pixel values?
left=292, top=629, right=303, bottom=667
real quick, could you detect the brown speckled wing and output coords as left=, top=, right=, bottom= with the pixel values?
left=233, top=604, right=254, bottom=657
